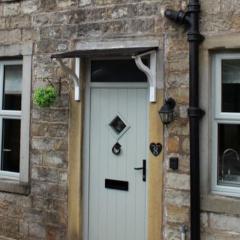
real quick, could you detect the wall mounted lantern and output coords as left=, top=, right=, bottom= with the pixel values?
left=159, top=98, right=176, bottom=124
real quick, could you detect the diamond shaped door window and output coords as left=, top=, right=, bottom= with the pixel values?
left=109, top=115, right=126, bottom=135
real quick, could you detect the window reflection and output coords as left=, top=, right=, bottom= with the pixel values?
left=91, top=59, right=148, bottom=83
left=222, top=59, right=240, bottom=112
left=1, top=119, right=20, bottom=173
left=218, top=124, right=240, bottom=186
left=2, top=65, right=22, bottom=110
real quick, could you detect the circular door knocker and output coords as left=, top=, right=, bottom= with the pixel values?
left=112, top=142, right=122, bottom=156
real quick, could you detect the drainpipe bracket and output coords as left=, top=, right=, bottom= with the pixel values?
left=187, top=32, right=205, bottom=42
left=188, top=3, right=201, bottom=13
left=188, top=107, right=205, bottom=119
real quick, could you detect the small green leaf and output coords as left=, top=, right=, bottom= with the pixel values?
left=33, top=86, right=57, bottom=107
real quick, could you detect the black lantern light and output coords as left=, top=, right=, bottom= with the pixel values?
left=159, top=98, right=176, bottom=124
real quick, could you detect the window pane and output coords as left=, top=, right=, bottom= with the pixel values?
left=2, top=65, right=22, bottom=110
left=91, top=59, right=148, bottom=82
left=218, top=124, right=240, bottom=186
left=1, top=119, right=20, bottom=173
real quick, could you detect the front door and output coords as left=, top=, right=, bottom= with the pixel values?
left=86, top=59, right=148, bottom=240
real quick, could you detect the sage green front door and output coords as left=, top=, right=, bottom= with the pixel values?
left=88, top=84, right=148, bottom=240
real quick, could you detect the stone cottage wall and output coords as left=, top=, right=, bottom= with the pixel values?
left=0, top=0, right=238, bottom=239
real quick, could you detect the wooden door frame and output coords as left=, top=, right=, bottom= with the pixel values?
left=83, top=58, right=150, bottom=240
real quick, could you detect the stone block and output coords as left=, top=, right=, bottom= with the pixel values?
left=46, top=225, right=67, bottom=240
left=2, top=218, right=19, bottom=236
left=179, top=105, right=188, bottom=119
left=167, top=136, right=180, bottom=153
left=0, top=18, right=5, bottom=30
left=39, top=26, right=62, bottom=40
left=32, top=108, right=69, bottom=123
left=59, top=171, right=68, bottom=182
left=31, top=181, right=64, bottom=199
left=201, top=212, right=209, bottom=229
left=19, top=220, right=29, bottom=238
left=31, top=122, right=48, bottom=137
left=61, top=25, right=77, bottom=39
left=201, top=13, right=232, bottom=33
left=6, top=15, right=31, bottom=29
left=29, top=223, right=46, bottom=239
left=201, top=231, right=240, bottom=240
left=168, top=119, right=189, bottom=136
left=33, top=14, right=51, bottom=26
left=164, top=225, right=179, bottom=240
left=168, top=87, right=189, bottom=105
left=130, top=18, right=155, bottom=34
left=165, top=189, right=190, bottom=207
left=201, top=0, right=221, bottom=14
left=181, top=137, right=190, bottom=154
left=3, top=3, right=20, bottom=16
left=209, top=213, right=240, bottom=233
left=31, top=151, right=43, bottom=165
left=39, top=0, right=57, bottom=11
left=0, top=29, right=21, bottom=44
left=35, top=39, right=69, bottom=53
left=220, top=0, right=240, bottom=13
left=166, top=172, right=190, bottom=191
left=57, top=0, right=78, bottom=8
left=166, top=71, right=189, bottom=88
left=22, top=29, right=35, bottom=41
left=21, top=0, right=38, bottom=14
left=31, top=137, right=68, bottom=152
left=166, top=205, right=189, bottom=223
left=178, top=155, right=190, bottom=174
left=79, top=0, right=91, bottom=6
left=31, top=166, right=59, bottom=182
left=42, top=151, right=67, bottom=168
left=111, top=6, right=128, bottom=19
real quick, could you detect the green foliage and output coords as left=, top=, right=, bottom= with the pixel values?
left=33, top=85, right=57, bottom=107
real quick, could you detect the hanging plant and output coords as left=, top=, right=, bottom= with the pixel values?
left=33, top=85, right=57, bottom=108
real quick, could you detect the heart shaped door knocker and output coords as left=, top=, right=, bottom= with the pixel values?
left=150, top=143, right=162, bottom=156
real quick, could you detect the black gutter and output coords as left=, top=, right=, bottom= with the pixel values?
left=165, top=1, right=204, bottom=239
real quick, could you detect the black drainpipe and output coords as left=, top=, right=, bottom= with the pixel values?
left=164, top=0, right=204, bottom=239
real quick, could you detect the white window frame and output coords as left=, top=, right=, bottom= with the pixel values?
left=211, top=52, right=240, bottom=197
left=0, top=58, right=31, bottom=183
left=0, top=60, right=22, bottom=180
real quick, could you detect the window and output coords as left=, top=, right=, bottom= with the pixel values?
left=91, top=59, right=148, bottom=83
left=0, top=43, right=33, bottom=195
left=0, top=61, right=22, bottom=179
left=212, top=53, right=240, bottom=196
left=0, top=57, right=31, bottom=188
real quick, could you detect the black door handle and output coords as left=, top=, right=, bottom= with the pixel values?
left=134, top=160, right=146, bottom=182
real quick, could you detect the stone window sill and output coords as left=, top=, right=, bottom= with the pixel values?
left=201, top=194, right=240, bottom=215
left=0, top=179, right=30, bottom=195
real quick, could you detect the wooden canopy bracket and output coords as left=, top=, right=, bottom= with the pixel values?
left=53, top=49, right=157, bottom=102
left=54, top=58, right=80, bottom=101
left=133, top=50, right=157, bottom=102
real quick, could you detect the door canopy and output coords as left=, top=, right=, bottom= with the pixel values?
left=51, top=42, right=159, bottom=102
